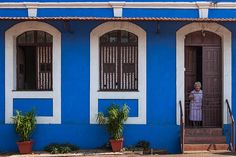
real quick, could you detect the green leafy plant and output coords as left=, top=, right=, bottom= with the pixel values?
left=97, top=104, right=129, bottom=140
left=12, top=110, right=36, bottom=141
left=44, top=143, right=79, bottom=154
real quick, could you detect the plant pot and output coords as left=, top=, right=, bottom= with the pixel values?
left=110, top=138, right=123, bottom=152
left=16, top=141, right=33, bottom=154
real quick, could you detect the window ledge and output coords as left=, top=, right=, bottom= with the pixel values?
left=97, top=90, right=139, bottom=92
left=12, top=90, right=53, bottom=92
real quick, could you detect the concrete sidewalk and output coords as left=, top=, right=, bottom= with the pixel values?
left=0, top=150, right=235, bottom=157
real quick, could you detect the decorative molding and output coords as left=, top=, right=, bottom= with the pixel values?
left=196, top=2, right=210, bottom=18
left=0, top=2, right=236, bottom=9
left=5, top=21, right=61, bottom=124
left=27, top=3, right=38, bottom=17
left=90, top=21, right=146, bottom=124
left=109, top=2, right=125, bottom=17
left=28, top=8, right=37, bottom=17
left=198, top=8, right=208, bottom=18
left=212, top=2, right=236, bottom=9
left=176, top=22, right=232, bottom=125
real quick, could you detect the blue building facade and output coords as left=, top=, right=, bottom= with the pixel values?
left=0, top=0, right=236, bottom=153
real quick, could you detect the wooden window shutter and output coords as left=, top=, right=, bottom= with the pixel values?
left=100, top=45, right=118, bottom=90
left=120, top=45, right=138, bottom=91
left=37, top=46, right=53, bottom=90
left=99, top=30, right=138, bottom=91
left=17, top=47, right=25, bottom=90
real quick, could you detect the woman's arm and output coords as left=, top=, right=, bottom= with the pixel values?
left=189, top=92, right=194, bottom=100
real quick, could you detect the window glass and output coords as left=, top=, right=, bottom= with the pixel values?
left=37, top=31, right=45, bottom=43
left=46, top=33, right=53, bottom=43
left=17, top=33, right=26, bottom=44
left=121, top=31, right=129, bottom=43
left=109, top=31, right=118, bottom=43
left=25, top=31, right=34, bottom=44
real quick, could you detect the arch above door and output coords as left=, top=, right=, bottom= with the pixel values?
left=176, top=22, right=232, bottom=125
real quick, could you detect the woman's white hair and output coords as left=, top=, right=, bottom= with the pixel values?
left=194, top=82, right=201, bottom=87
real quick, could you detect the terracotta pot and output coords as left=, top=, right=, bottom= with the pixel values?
left=16, top=141, right=33, bottom=154
left=110, top=138, right=123, bottom=152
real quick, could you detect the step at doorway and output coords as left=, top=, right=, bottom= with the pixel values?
left=183, top=128, right=228, bottom=152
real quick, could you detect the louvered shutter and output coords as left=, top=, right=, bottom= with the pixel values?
left=37, top=46, right=53, bottom=90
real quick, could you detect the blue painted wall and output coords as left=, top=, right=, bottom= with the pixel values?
left=98, top=99, right=139, bottom=117
left=0, top=8, right=233, bottom=19
left=123, top=9, right=199, bottom=18
left=0, top=6, right=235, bottom=154
left=13, top=99, right=53, bottom=116
left=0, top=20, right=184, bottom=153
left=0, top=6, right=236, bottom=19
left=37, top=8, right=113, bottom=17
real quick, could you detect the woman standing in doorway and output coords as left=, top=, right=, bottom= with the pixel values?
left=189, top=82, right=203, bottom=127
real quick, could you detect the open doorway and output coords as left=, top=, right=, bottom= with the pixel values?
left=184, top=31, right=222, bottom=128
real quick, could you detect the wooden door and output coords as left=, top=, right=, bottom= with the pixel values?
left=184, top=46, right=197, bottom=127
left=202, top=46, right=222, bottom=127
left=185, top=31, right=222, bottom=128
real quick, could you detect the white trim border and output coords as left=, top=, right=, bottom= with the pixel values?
left=0, top=1, right=236, bottom=9
left=5, top=21, right=61, bottom=124
left=1, top=1, right=236, bottom=18
left=176, top=22, right=232, bottom=125
left=90, top=21, right=146, bottom=124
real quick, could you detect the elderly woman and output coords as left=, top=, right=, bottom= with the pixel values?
left=189, top=82, right=203, bottom=127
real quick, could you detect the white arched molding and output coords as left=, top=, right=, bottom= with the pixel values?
left=176, top=22, right=232, bottom=125
left=90, top=22, right=146, bottom=124
left=5, top=21, right=61, bottom=124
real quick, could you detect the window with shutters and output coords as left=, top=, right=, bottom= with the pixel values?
left=16, top=31, right=53, bottom=91
left=99, top=30, right=138, bottom=91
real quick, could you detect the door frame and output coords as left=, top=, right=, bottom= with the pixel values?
left=176, top=22, right=232, bottom=125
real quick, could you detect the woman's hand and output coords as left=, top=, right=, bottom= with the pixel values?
left=189, top=94, right=194, bottom=100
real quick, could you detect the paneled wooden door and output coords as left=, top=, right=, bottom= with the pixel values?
left=184, top=46, right=197, bottom=127
left=184, top=31, right=222, bottom=128
left=202, top=46, right=222, bottom=127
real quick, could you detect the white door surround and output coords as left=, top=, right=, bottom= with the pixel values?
left=176, top=22, right=232, bottom=125
left=5, top=21, right=61, bottom=124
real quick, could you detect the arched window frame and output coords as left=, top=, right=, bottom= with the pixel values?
left=5, top=21, right=61, bottom=124
left=99, top=30, right=139, bottom=91
left=90, top=22, right=146, bottom=124
left=16, top=30, right=53, bottom=91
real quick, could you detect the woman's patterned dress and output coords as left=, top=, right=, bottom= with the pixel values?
left=189, top=90, right=203, bottom=121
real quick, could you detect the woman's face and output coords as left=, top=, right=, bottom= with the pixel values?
left=195, top=85, right=201, bottom=91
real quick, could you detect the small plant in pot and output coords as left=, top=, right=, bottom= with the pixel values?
left=12, top=110, right=36, bottom=154
left=97, top=104, right=129, bottom=152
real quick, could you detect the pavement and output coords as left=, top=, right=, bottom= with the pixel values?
left=0, top=150, right=236, bottom=157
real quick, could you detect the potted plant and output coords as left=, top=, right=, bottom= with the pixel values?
left=97, top=104, right=129, bottom=152
left=12, top=110, right=36, bottom=154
